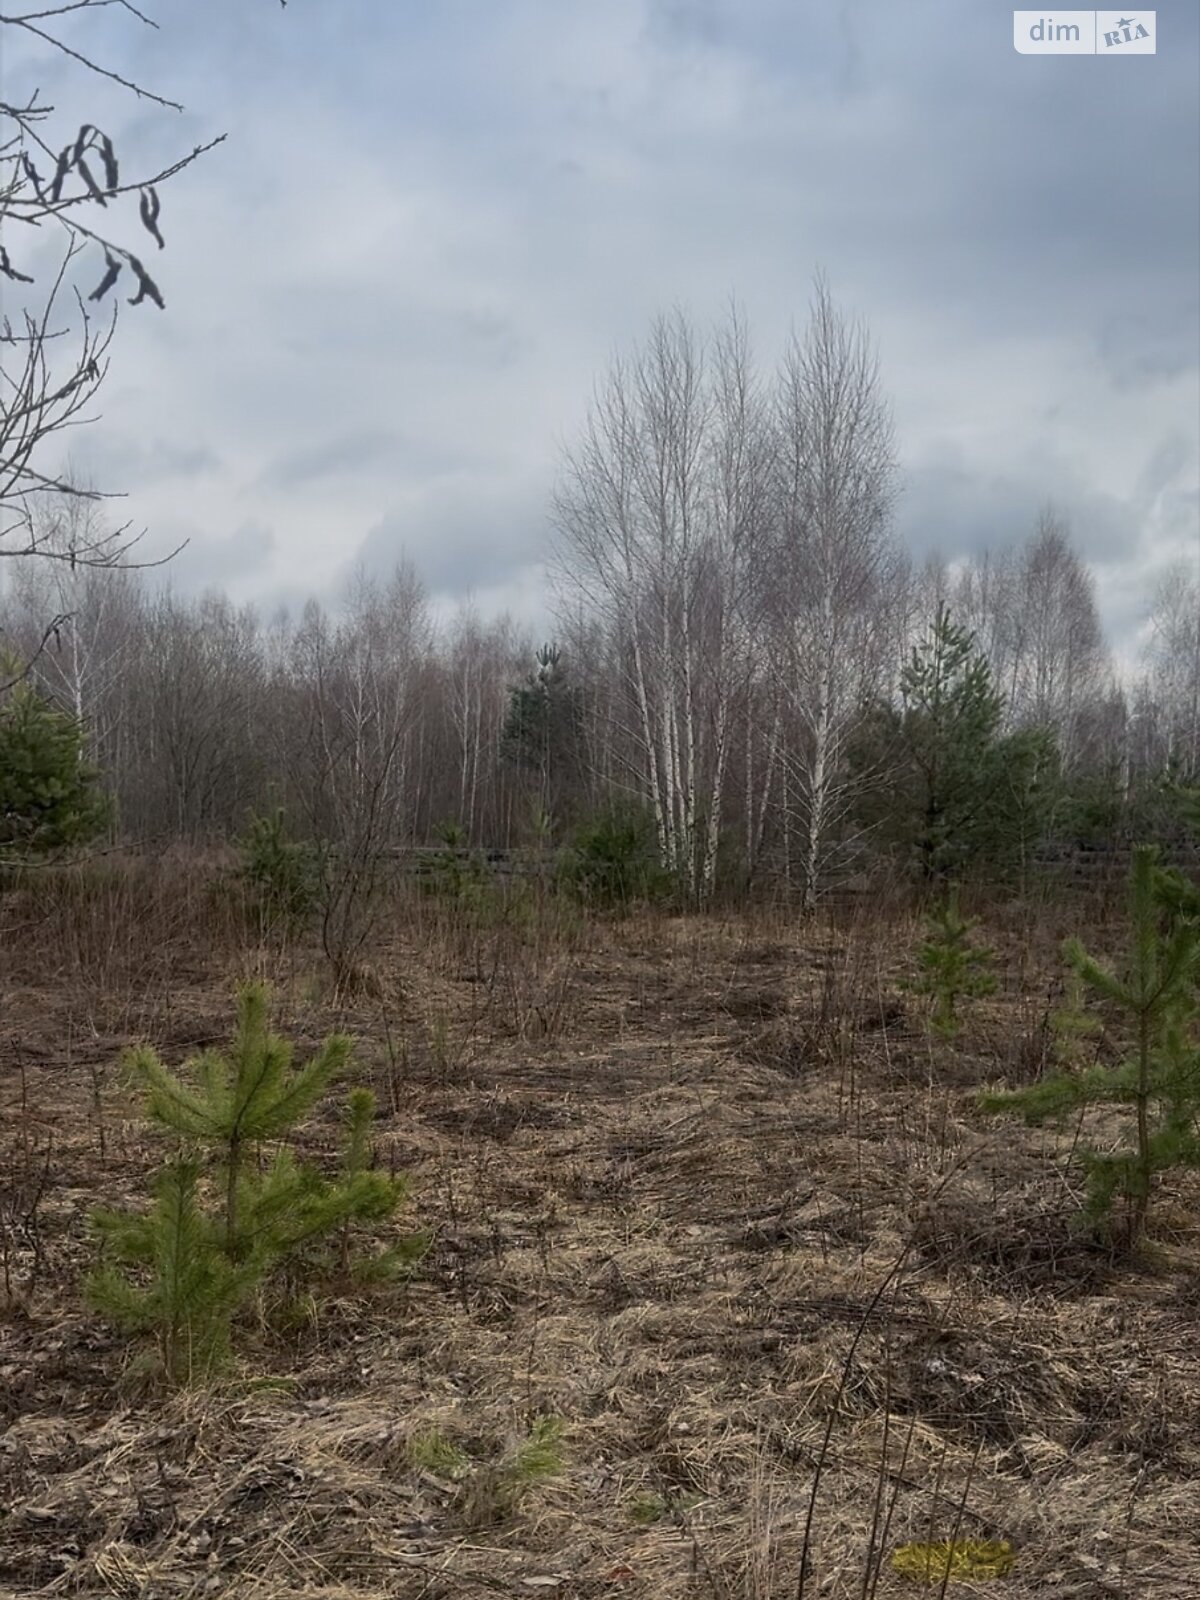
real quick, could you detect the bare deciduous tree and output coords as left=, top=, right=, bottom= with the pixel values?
left=1145, top=559, right=1200, bottom=781
left=282, top=567, right=428, bottom=992
left=695, top=309, right=775, bottom=898
left=770, top=277, right=898, bottom=911
left=1011, top=510, right=1108, bottom=765
left=553, top=308, right=774, bottom=903
left=125, top=591, right=264, bottom=839
left=953, top=510, right=1110, bottom=769
left=1, top=1, right=284, bottom=619
left=0, top=481, right=136, bottom=731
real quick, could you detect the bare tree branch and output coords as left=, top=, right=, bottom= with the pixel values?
left=0, top=0, right=284, bottom=694
left=0, top=609, right=69, bottom=692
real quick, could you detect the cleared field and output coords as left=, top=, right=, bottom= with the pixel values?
left=2, top=870, right=1198, bottom=1598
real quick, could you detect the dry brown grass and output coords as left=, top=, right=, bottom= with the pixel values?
left=2, top=861, right=1199, bottom=1598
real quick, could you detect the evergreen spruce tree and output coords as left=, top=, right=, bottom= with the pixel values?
left=87, top=984, right=412, bottom=1381
left=1153, top=784, right=1200, bottom=926
left=0, top=673, right=111, bottom=856
left=910, top=885, right=997, bottom=1036
left=500, top=643, right=581, bottom=828
left=899, top=606, right=1005, bottom=880
left=852, top=608, right=1058, bottom=883
left=238, top=807, right=320, bottom=933
left=986, top=725, right=1061, bottom=890
left=567, top=803, right=667, bottom=908
left=982, top=846, right=1200, bottom=1244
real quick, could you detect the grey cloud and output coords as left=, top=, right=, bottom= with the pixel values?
left=836, top=0, right=865, bottom=96
left=355, top=483, right=548, bottom=601
left=451, top=309, right=530, bottom=369
left=1135, top=433, right=1196, bottom=503
left=259, top=428, right=508, bottom=496
left=237, top=579, right=326, bottom=628
left=272, top=294, right=532, bottom=374
left=645, top=0, right=724, bottom=47
left=897, top=450, right=1146, bottom=566
left=1095, top=588, right=1150, bottom=654
left=652, top=3, right=1198, bottom=350
left=154, top=521, right=276, bottom=597
left=67, top=434, right=222, bottom=490
left=261, top=430, right=402, bottom=489
left=41, top=0, right=1196, bottom=659
left=1098, top=305, right=1200, bottom=390
left=1154, top=485, right=1200, bottom=551
left=157, top=443, right=220, bottom=478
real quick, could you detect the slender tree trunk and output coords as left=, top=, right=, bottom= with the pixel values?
left=1133, top=1007, right=1151, bottom=1242
left=225, top=1135, right=242, bottom=1259
left=701, top=684, right=729, bottom=903
left=802, top=690, right=830, bottom=915
left=630, top=625, right=668, bottom=867
left=749, top=699, right=781, bottom=882
left=661, top=597, right=682, bottom=881
left=782, top=759, right=792, bottom=889
left=745, top=712, right=756, bottom=869
left=681, top=615, right=698, bottom=900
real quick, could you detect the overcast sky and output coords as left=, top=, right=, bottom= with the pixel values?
left=4, top=0, right=1198, bottom=654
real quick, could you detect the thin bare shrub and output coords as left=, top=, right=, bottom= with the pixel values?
left=5, top=852, right=244, bottom=999
left=0, top=1063, right=52, bottom=1309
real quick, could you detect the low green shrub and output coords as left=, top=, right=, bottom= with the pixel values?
left=238, top=808, right=321, bottom=933
left=564, top=805, right=669, bottom=909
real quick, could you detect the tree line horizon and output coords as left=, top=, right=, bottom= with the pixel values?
left=2, top=290, right=1197, bottom=906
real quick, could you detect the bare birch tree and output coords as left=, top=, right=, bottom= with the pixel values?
left=954, top=512, right=1109, bottom=766
left=694, top=310, right=775, bottom=898
left=1010, top=510, right=1108, bottom=764
left=553, top=309, right=772, bottom=903
left=953, top=547, right=1021, bottom=704
left=1146, top=559, right=1200, bottom=781
left=444, top=605, right=519, bottom=842
left=552, top=314, right=705, bottom=896
left=770, top=278, right=898, bottom=911
left=1, top=484, right=138, bottom=725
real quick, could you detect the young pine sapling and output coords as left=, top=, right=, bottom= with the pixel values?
left=88, top=984, right=414, bottom=1382
left=910, top=886, right=997, bottom=1037
left=982, top=846, right=1200, bottom=1245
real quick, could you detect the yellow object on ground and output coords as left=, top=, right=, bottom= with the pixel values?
left=891, top=1539, right=1015, bottom=1582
